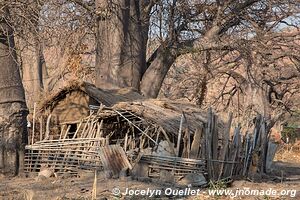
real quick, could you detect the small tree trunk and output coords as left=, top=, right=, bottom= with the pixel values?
left=0, top=8, right=28, bottom=176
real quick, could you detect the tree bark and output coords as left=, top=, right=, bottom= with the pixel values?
left=0, top=8, right=28, bottom=176
left=95, top=0, right=149, bottom=90
left=19, top=2, right=47, bottom=109
left=20, top=36, right=47, bottom=109
left=140, top=46, right=177, bottom=98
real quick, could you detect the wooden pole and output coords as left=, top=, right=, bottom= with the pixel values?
left=45, top=114, right=52, bottom=140
left=176, top=113, right=184, bottom=157
left=31, top=102, right=36, bottom=145
left=39, top=117, right=43, bottom=141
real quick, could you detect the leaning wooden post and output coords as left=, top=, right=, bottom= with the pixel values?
left=176, top=113, right=184, bottom=157
left=39, top=117, right=43, bottom=141
left=31, top=102, right=36, bottom=145
left=206, top=108, right=213, bottom=180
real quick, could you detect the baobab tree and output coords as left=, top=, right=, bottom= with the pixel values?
left=0, top=4, right=28, bottom=176
left=67, top=0, right=300, bottom=99
left=15, top=0, right=48, bottom=108
left=161, top=19, right=300, bottom=128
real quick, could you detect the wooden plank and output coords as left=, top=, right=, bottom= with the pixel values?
left=265, top=141, right=278, bottom=173
left=206, top=108, right=213, bottom=180
left=98, top=145, right=132, bottom=177
left=260, top=119, right=268, bottom=174
left=218, top=112, right=232, bottom=180
left=229, top=125, right=241, bottom=177
left=190, top=127, right=203, bottom=159
left=211, top=114, right=219, bottom=179
left=182, top=127, right=190, bottom=158
left=242, top=133, right=251, bottom=176
left=141, top=154, right=206, bottom=165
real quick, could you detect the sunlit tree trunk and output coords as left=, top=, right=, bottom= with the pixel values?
left=20, top=36, right=47, bottom=109
left=19, top=2, right=47, bottom=109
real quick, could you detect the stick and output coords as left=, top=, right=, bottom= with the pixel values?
left=39, top=117, right=43, bottom=141
left=176, top=113, right=184, bottom=157
left=72, top=120, right=82, bottom=139
left=124, top=129, right=129, bottom=152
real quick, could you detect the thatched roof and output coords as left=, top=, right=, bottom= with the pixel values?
left=38, top=81, right=225, bottom=135
left=113, top=99, right=225, bottom=135
left=39, top=81, right=144, bottom=112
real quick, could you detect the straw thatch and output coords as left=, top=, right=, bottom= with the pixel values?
left=38, top=81, right=144, bottom=112
left=113, top=99, right=225, bottom=135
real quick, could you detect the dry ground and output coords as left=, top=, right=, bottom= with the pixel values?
left=0, top=144, right=299, bottom=200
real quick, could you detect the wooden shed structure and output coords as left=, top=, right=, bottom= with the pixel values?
left=26, top=95, right=226, bottom=177
left=32, top=81, right=143, bottom=142
left=25, top=84, right=274, bottom=183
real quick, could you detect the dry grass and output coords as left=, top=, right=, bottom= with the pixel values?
left=274, top=143, right=300, bottom=163
left=23, top=190, right=34, bottom=200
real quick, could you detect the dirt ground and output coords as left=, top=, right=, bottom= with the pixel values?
left=0, top=145, right=299, bottom=200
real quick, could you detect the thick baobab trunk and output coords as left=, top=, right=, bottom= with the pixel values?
left=0, top=9, right=28, bottom=176
left=20, top=37, right=47, bottom=109
left=95, top=0, right=149, bottom=90
left=243, top=84, right=271, bottom=117
left=19, top=3, right=47, bottom=109
left=94, top=0, right=177, bottom=97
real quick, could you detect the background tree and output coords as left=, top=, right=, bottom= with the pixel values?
left=67, top=0, right=299, bottom=98
left=161, top=0, right=300, bottom=128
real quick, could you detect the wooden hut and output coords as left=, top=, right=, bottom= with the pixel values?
left=32, top=81, right=143, bottom=141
